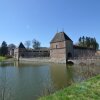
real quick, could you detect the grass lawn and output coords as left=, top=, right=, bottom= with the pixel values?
left=0, top=56, right=7, bottom=61
left=39, top=75, right=100, bottom=100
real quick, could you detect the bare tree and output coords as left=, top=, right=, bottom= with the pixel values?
left=32, top=39, right=41, bottom=49
left=8, top=44, right=16, bottom=50
left=24, top=41, right=31, bottom=49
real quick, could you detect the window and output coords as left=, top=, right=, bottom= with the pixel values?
left=56, top=45, right=58, bottom=48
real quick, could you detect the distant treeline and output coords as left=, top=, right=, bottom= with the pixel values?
left=0, top=41, right=16, bottom=56
left=0, top=39, right=41, bottom=56
left=0, top=41, right=8, bottom=56
left=78, top=36, right=99, bottom=50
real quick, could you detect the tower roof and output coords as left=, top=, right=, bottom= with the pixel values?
left=18, top=42, right=26, bottom=49
left=50, top=32, right=72, bottom=43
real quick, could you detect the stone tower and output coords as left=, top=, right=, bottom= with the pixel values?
left=50, top=32, right=73, bottom=62
left=14, top=42, right=26, bottom=60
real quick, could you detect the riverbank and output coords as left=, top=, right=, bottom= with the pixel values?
left=69, top=59, right=100, bottom=66
left=0, top=56, right=15, bottom=62
left=0, top=56, right=7, bottom=61
left=18, top=57, right=66, bottom=64
left=17, top=57, right=100, bottom=65
left=39, top=75, right=100, bottom=100
left=1, top=56, right=100, bottom=66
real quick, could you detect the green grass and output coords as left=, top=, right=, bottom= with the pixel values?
left=0, top=56, right=7, bottom=61
left=39, top=75, right=100, bottom=100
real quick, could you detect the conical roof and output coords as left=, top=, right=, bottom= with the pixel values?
left=50, top=32, right=72, bottom=43
left=18, top=42, right=26, bottom=49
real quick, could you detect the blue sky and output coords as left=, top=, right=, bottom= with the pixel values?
left=0, top=0, right=100, bottom=47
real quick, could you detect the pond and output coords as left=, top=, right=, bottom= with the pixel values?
left=0, top=61, right=100, bottom=100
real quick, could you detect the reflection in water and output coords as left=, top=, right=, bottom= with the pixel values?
left=50, top=64, right=75, bottom=89
left=0, top=61, right=100, bottom=100
left=0, top=66, right=15, bottom=100
left=65, top=65, right=75, bottom=86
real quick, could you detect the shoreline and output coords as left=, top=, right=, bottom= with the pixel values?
left=1, top=57, right=100, bottom=66
left=39, top=75, right=100, bottom=100
left=18, top=57, right=100, bottom=65
left=18, top=57, right=66, bottom=64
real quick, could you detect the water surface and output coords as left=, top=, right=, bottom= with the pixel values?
left=0, top=61, right=100, bottom=100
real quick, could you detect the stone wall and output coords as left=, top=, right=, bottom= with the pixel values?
left=14, top=48, right=19, bottom=60
left=14, top=48, right=50, bottom=60
left=73, top=48, right=95, bottom=58
left=22, top=50, right=50, bottom=58
left=50, top=48, right=66, bottom=59
left=50, top=40, right=74, bottom=61
left=50, top=41, right=66, bottom=60
left=66, top=40, right=73, bottom=58
left=50, top=41, right=66, bottom=49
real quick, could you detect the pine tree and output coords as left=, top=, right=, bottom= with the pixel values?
left=0, top=41, right=8, bottom=56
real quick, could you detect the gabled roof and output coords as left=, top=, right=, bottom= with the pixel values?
left=50, top=32, right=72, bottom=43
left=18, top=42, right=26, bottom=49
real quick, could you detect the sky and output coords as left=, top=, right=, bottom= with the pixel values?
left=0, top=0, right=100, bottom=47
